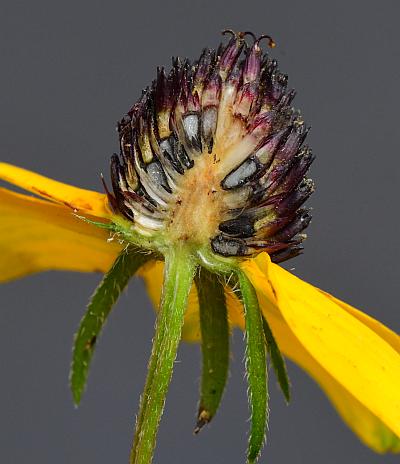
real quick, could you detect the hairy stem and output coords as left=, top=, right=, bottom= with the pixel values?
left=130, top=247, right=196, bottom=464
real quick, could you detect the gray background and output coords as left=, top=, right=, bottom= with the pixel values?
left=1, top=0, right=399, bottom=463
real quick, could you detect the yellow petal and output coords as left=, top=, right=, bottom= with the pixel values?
left=319, top=289, right=400, bottom=354
left=243, top=253, right=400, bottom=452
left=0, top=187, right=122, bottom=282
left=138, top=261, right=244, bottom=342
left=0, top=162, right=111, bottom=218
left=140, top=254, right=400, bottom=451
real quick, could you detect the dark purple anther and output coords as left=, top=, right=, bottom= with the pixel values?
left=273, top=209, right=312, bottom=242
left=155, top=68, right=171, bottom=112
left=194, top=49, right=215, bottom=90
left=201, top=67, right=221, bottom=108
left=234, top=82, right=259, bottom=118
left=274, top=124, right=308, bottom=163
left=276, top=179, right=314, bottom=216
left=243, top=43, right=262, bottom=84
left=270, top=244, right=304, bottom=263
left=278, top=148, right=315, bottom=193
left=187, top=89, right=201, bottom=113
left=225, top=61, right=242, bottom=89
left=175, top=61, right=192, bottom=113
left=248, top=111, right=275, bottom=138
left=110, top=154, right=134, bottom=220
left=218, top=31, right=245, bottom=79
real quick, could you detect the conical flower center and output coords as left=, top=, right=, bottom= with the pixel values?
left=108, top=31, right=314, bottom=263
left=165, top=156, right=224, bottom=246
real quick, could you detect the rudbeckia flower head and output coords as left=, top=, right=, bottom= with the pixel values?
left=1, top=30, right=399, bottom=464
left=108, top=30, right=313, bottom=265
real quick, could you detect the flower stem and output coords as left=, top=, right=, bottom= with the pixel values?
left=130, top=247, right=196, bottom=464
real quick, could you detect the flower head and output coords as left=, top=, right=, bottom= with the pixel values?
left=109, top=30, right=313, bottom=262
left=0, top=30, right=399, bottom=464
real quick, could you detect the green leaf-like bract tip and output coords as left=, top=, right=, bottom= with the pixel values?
left=195, top=268, right=230, bottom=433
left=70, top=246, right=151, bottom=406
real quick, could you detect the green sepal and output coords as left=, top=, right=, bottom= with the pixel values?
left=73, top=214, right=119, bottom=231
left=194, top=268, right=229, bottom=433
left=70, top=246, right=152, bottom=405
left=74, top=214, right=162, bottom=252
left=237, top=271, right=269, bottom=464
left=262, top=316, right=291, bottom=403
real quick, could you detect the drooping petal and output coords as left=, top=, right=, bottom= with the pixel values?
left=319, top=289, right=400, bottom=354
left=0, top=187, right=122, bottom=282
left=243, top=253, right=400, bottom=452
left=0, top=162, right=111, bottom=218
left=258, top=293, right=400, bottom=452
left=141, top=255, right=400, bottom=451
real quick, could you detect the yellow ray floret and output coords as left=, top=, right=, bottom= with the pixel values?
left=0, top=187, right=121, bottom=282
left=243, top=253, right=400, bottom=453
left=0, top=162, right=112, bottom=218
left=141, top=256, right=400, bottom=453
left=1, top=162, right=399, bottom=454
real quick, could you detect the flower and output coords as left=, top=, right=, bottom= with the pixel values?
left=1, top=30, right=400, bottom=464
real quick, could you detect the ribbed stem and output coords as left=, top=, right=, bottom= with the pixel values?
left=130, top=247, right=196, bottom=464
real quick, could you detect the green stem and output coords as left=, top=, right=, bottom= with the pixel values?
left=195, top=268, right=229, bottom=432
left=237, top=270, right=268, bottom=464
left=130, top=247, right=196, bottom=464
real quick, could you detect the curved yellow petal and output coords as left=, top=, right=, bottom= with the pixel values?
left=0, top=187, right=122, bottom=282
left=138, top=261, right=245, bottom=342
left=319, top=289, right=400, bottom=354
left=0, top=162, right=111, bottom=218
left=255, top=290, right=400, bottom=452
left=139, top=254, right=400, bottom=451
left=243, top=253, right=400, bottom=452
